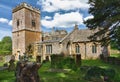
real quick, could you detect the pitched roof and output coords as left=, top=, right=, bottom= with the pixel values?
left=60, top=28, right=96, bottom=43
left=73, top=29, right=93, bottom=42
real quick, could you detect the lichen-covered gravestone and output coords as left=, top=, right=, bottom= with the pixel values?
left=15, top=61, right=41, bottom=82
left=8, top=55, right=15, bottom=71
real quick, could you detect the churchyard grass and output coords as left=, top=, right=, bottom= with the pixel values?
left=82, top=59, right=120, bottom=82
left=0, top=59, right=120, bottom=82
left=110, top=53, right=120, bottom=58
left=0, top=62, right=4, bottom=66
left=0, top=70, right=15, bottom=82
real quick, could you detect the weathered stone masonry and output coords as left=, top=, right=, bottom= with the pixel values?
left=12, top=3, right=41, bottom=59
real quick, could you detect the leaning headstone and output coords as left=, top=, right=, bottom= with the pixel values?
left=8, top=59, right=15, bottom=71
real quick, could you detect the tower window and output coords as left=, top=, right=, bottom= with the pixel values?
left=32, top=20, right=36, bottom=27
left=17, top=20, right=19, bottom=26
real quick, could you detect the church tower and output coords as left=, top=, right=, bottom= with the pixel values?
left=12, top=3, right=41, bottom=58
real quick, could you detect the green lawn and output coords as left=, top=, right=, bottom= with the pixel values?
left=82, top=59, right=120, bottom=82
left=0, top=62, right=4, bottom=66
left=0, top=70, right=15, bottom=82
left=39, top=62, right=87, bottom=82
left=0, top=59, right=120, bottom=82
left=110, top=53, right=120, bottom=58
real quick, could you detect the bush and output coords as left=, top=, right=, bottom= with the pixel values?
left=50, top=54, right=77, bottom=70
left=80, top=66, right=91, bottom=73
left=84, top=66, right=105, bottom=80
left=62, top=57, right=77, bottom=71
left=104, top=69, right=116, bottom=78
left=51, top=54, right=64, bottom=69
left=84, top=66, right=116, bottom=81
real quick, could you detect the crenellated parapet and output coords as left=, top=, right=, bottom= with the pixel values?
left=12, top=2, right=40, bottom=14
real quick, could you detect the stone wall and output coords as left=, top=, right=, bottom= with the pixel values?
left=12, top=31, right=25, bottom=56
left=61, top=42, right=102, bottom=59
left=24, top=8, right=40, bottom=31
left=12, top=8, right=25, bottom=32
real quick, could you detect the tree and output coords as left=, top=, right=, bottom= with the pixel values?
left=25, top=44, right=33, bottom=56
left=2, top=36, right=12, bottom=43
left=0, top=36, right=12, bottom=55
left=114, top=27, right=120, bottom=50
left=84, top=0, right=120, bottom=48
left=2, top=36, right=12, bottom=51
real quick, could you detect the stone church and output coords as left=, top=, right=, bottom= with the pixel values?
left=12, top=3, right=110, bottom=60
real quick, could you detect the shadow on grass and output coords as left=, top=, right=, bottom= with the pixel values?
left=0, top=60, right=120, bottom=82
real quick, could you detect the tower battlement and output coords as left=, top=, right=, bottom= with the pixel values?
left=12, top=2, right=40, bottom=14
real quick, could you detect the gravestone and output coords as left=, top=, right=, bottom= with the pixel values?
left=115, top=58, right=120, bottom=65
left=11, top=55, right=15, bottom=60
left=8, top=59, right=15, bottom=71
left=15, top=61, right=41, bottom=82
left=5, top=55, right=12, bottom=63
left=76, top=54, right=81, bottom=67
left=36, top=56, right=41, bottom=63
left=46, top=56, right=49, bottom=61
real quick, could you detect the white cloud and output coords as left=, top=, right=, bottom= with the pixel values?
left=0, top=18, right=12, bottom=26
left=0, top=29, right=12, bottom=41
left=0, top=18, right=9, bottom=23
left=44, top=16, right=52, bottom=20
left=84, top=15, right=94, bottom=21
left=37, top=0, right=89, bottom=12
left=41, top=12, right=83, bottom=28
left=8, top=20, right=12, bottom=26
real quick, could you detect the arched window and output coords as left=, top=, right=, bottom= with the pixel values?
left=75, top=44, right=80, bottom=54
left=92, top=44, right=97, bottom=53
left=66, top=42, right=70, bottom=49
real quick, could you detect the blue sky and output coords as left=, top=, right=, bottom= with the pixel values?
left=0, top=0, right=93, bottom=41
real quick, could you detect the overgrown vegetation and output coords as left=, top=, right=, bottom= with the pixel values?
left=51, top=55, right=77, bottom=70
left=0, top=59, right=120, bottom=82
left=0, top=36, right=12, bottom=55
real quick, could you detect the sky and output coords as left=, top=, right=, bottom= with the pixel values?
left=0, top=0, right=93, bottom=41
